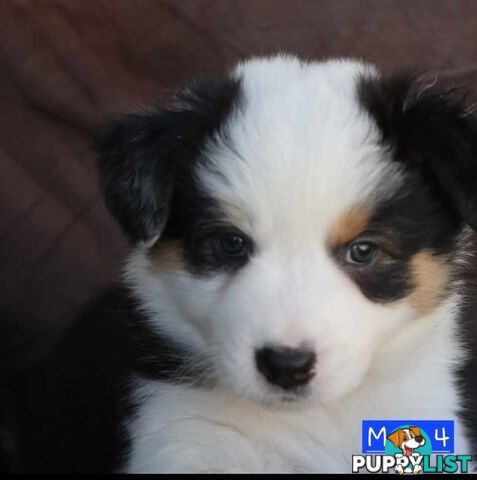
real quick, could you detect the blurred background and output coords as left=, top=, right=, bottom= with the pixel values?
left=1, top=0, right=477, bottom=366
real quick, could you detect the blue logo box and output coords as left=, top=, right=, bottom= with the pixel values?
left=362, top=420, right=454, bottom=454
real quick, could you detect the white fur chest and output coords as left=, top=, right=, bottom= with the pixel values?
left=125, top=335, right=468, bottom=474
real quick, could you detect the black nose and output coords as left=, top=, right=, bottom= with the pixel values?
left=415, top=435, right=424, bottom=443
left=255, top=346, right=316, bottom=390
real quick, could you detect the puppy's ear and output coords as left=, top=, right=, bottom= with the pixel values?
left=409, top=426, right=421, bottom=437
left=387, top=429, right=404, bottom=447
left=360, top=73, right=477, bottom=230
left=96, top=78, right=240, bottom=243
left=96, top=111, right=177, bottom=243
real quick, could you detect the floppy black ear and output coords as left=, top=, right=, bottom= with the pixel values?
left=96, top=111, right=177, bottom=243
left=96, top=78, right=239, bottom=243
left=359, top=73, right=477, bottom=230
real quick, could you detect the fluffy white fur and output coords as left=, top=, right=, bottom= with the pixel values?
left=122, top=56, right=470, bottom=473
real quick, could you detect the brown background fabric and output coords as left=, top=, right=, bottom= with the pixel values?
left=2, top=0, right=477, bottom=362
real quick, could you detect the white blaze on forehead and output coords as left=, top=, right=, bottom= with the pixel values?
left=197, top=56, right=404, bottom=250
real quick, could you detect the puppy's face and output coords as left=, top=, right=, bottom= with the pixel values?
left=98, top=57, right=477, bottom=406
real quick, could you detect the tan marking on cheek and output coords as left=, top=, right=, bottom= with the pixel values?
left=408, top=251, right=451, bottom=316
left=328, top=205, right=371, bottom=249
left=148, top=241, right=184, bottom=271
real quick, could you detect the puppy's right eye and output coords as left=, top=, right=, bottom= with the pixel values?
left=218, top=233, right=247, bottom=257
left=346, top=241, right=378, bottom=265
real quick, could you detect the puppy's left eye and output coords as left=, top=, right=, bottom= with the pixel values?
left=218, top=233, right=247, bottom=257
left=347, top=241, right=378, bottom=265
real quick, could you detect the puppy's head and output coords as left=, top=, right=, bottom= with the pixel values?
left=97, top=56, right=477, bottom=406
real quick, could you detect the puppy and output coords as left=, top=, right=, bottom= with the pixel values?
left=12, top=55, right=477, bottom=473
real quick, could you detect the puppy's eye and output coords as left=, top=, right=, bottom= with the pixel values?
left=219, top=233, right=247, bottom=257
left=347, top=241, right=377, bottom=265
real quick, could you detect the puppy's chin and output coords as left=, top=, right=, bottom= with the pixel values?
left=258, top=390, right=319, bottom=412
left=230, top=382, right=318, bottom=411
left=257, top=375, right=367, bottom=410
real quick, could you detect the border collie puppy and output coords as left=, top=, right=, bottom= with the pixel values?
left=13, top=55, right=477, bottom=473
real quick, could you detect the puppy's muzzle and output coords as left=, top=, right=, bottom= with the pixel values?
left=255, top=346, right=316, bottom=390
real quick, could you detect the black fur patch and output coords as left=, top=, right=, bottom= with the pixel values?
left=358, top=72, right=477, bottom=229
left=10, top=286, right=199, bottom=473
left=350, top=72, right=477, bottom=303
left=347, top=176, right=460, bottom=303
left=96, top=77, right=241, bottom=243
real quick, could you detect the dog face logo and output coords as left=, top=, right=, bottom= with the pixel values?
left=386, top=426, right=428, bottom=474
left=387, top=426, right=426, bottom=456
